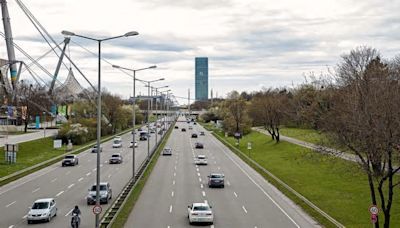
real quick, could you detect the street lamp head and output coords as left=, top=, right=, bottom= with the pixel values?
left=112, top=65, right=121, bottom=69
left=124, top=31, right=139, bottom=37
left=61, top=30, right=75, bottom=36
left=159, top=78, right=165, bottom=81
left=149, top=65, right=157, bottom=69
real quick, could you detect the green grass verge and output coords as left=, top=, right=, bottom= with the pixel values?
left=109, top=125, right=174, bottom=228
left=209, top=129, right=399, bottom=228
left=280, top=127, right=327, bottom=145
left=0, top=127, right=136, bottom=186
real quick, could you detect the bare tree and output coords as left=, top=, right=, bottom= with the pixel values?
left=322, top=47, right=400, bottom=228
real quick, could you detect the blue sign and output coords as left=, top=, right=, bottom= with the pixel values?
left=35, top=116, right=40, bottom=129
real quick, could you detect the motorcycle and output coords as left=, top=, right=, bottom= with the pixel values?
left=71, top=213, right=80, bottom=228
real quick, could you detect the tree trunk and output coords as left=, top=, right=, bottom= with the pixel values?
left=367, top=171, right=380, bottom=228
left=24, top=120, right=28, bottom=133
left=275, top=127, right=280, bottom=142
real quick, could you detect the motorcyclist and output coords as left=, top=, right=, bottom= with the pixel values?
left=71, top=205, right=81, bottom=227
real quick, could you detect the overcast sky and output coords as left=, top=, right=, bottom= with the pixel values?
left=1, top=0, right=399, bottom=104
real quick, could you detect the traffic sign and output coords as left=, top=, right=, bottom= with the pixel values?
left=371, top=214, right=377, bottom=223
left=369, top=205, right=379, bottom=215
left=93, top=205, right=102, bottom=215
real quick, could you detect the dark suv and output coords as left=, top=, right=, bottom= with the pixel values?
left=208, top=173, right=225, bottom=188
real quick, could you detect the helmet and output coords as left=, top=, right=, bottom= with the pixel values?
left=75, top=205, right=79, bottom=209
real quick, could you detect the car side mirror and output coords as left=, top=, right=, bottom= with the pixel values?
left=207, top=175, right=210, bottom=177
left=210, top=206, right=212, bottom=208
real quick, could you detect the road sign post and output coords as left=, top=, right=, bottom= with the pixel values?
left=93, top=205, right=102, bottom=215
left=369, top=205, right=379, bottom=225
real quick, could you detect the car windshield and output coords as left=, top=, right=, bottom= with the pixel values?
left=198, top=156, right=206, bottom=159
left=211, top=174, right=223, bottom=178
left=113, top=140, right=121, bottom=143
left=112, top=154, right=120, bottom=158
left=65, top=155, right=74, bottom=159
left=32, top=202, right=49, bottom=209
left=193, top=205, right=210, bottom=211
left=90, top=185, right=107, bottom=191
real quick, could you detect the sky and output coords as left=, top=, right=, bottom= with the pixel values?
left=1, top=0, right=400, bottom=104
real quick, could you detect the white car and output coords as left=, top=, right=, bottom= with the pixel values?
left=27, top=198, right=57, bottom=224
left=188, top=202, right=213, bottom=225
left=129, top=141, right=138, bottom=148
left=195, top=155, right=207, bottom=165
left=112, top=139, right=122, bottom=148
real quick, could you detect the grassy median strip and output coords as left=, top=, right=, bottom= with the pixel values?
left=207, top=128, right=399, bottom=228
left=109, top=125, right=174, bottom=228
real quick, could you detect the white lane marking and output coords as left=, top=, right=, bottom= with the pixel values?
left=169, top=205, right=173, bottom=213
left=167, top=226, right=170, bottom=228
left=100, top=164, right=103, bottom=167
left=199, top=177, right=202, bottom=182
left=197, top=173, right=200, bottom=177
left=234, top=192, right=238, bottom=198
left=196, top=168, right=199, bottom=172
left=200, top=184, right=204, bottom=189
left=6, top=201, right=16, bottom=207
left=217, top=166, right=220, bottom=170
left=174, top=172, right=176, bottom=177
left=86, top=172, right=91, bottom=176
left=108, top=174, right=112, bottom=178
left=92, top=168, right=96, bottom=171
left=32, top=188, right=40, bottom=193
left=195, top=165, right=198, bottom=168
left=22, top=215, right=27, bottom=219
left=51, top=178, right=57, bottom=183
left=8, top=225, right=14, bottom=228
left=68, top=184, right=75, bottom=189
left=202, top=191, right=206, bottom=197
left=227, top=181, right=231, bottom=186
left=204, top=200, right=208, bottom=204
left=242, top=206, right=248, bottom=213
left=172, top=180, right=175, bottom=185
left=104, top=161, right=108, bottom=164
left=211, top=225, right=214, bottom=228
left=66, top=171, right=71, bottom=175
left=65, top=208, right=73, bottom=216
left=56, top=191, right=64, bottom=197
left=78, top=177, right=84, bottom=182
left=174, top=166, right=177, bottom=170
left=171, top=191, right=174, bottom=197
left=213, top=138, right=300, bottom=228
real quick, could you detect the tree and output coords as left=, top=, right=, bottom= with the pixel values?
left=221, top=91, right=251, bottom=135
left=248, top=89, right=287, bottom=142
left=322, top=47, right=400, bottom=228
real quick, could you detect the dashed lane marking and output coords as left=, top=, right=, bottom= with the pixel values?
left=173, top=180, right=175, bottom=185
left=242, top=206, right=248, bottom=213
left=65, top=208, right=73, bottom=216
left=68, top=184, right=75, bottom=189
left=108, top=174, right=112, bottom=178
left=78, top=177, right=84, bottom=182
left=6, top=201, right=16, bottom=207
left=56, top=191, right=64, bottom=197
left=171, top=191, right=174, bottom=197
left=234, top=192, right=238, bottom=197
left=202, top=191, right=206, bottom=197
left=169, top=205, right=173, bottom=213
left=199, top=177, right=202, bottom=182
left=174, top=172, right=176, bottom=177
left=197, top=173, right=200, bottom=177
left=22, top=215, right=27, bottom=219
left=200, top=184, right=204, bottom=189
left=86, top=172, right=91, bottom=176
left=227, top=181, right=231, bottom=186
left=32, top=188, right=40, bottom=193
left=51, top=178, right=57, bottom=183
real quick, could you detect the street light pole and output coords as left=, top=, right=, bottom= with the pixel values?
left=62, top=30, right=138, bottom=228
left=112, top=64, right=156, bottom=180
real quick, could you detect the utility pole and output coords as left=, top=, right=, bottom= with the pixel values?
left=188, top=88, right=190, bottom=118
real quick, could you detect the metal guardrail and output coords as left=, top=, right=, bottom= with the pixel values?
left=100, top=121, right=175, bottom=228
left=212, top=132, right=345, bottom=228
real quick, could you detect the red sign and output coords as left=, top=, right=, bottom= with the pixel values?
left=371, top=214, right=377, bottom=223
left=93, top=205, right=102, bottom=215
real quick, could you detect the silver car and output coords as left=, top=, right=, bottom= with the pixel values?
left=27, top=198, right=57, bottom=224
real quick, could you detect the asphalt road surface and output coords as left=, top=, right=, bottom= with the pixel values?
left=125, top=117, right=320, bottom=228
left=0, top=122, right=169, bottom=228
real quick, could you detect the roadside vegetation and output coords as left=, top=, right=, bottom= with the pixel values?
left=208, top=128, right=400, bottom=227
left=198, top=47, right=400, bottom=227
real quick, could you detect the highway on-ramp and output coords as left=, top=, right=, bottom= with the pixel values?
left=125, top=117, right=320, bottom=228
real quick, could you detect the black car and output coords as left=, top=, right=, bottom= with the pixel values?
left=174, top=126, right=179, bottom=129
left=181, top=128, right=186, bottom=132
left=208, top=173, right=225, bottom=188
left=195, top=142, right=204, bottom=149
left=193, top=122, right=197, bottom=125
left=139, top=135, right=147, bottom=141
left=200, top=131, right=205, bottom=136
left=191, top=133, right=198, bottom=138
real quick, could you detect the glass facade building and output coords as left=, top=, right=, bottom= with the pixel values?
left=195, top=57, right=208, bottom=101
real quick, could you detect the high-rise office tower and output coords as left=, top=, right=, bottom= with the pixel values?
left=195, top=57, right=208, bottom=101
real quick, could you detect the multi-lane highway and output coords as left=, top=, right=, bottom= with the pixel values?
left=125, top=117, right=320, bottom=227
left=0, top=122, right=168, bottom=228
